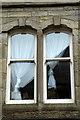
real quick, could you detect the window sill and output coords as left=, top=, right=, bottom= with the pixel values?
left=6, top=100, right=36, bottom=104
left=44, top=99, right=75, bottom=104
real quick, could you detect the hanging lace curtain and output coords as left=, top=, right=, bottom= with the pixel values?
left=11, top=34, right=35, bottom=100
left=46, top=33, right=70, bottom=89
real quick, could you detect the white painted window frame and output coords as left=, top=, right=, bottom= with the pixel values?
left=43, top=33, right=75, bottom=104
left=6, top=33, right=37, bottom=104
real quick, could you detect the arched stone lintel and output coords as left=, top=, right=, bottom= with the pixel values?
left=1, top=18, right=78, bottom=33
left=1, top=19, right=38, bottom=32
left=2, top=20, right=19, bottom=32
left=41, top=18, right=78, bottom=30
left=61, top=19, right=78, bottom=29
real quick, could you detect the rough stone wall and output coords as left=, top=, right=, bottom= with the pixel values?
left=0, top=3, right=80, bottom=119
left=78, top=4, right=80, bottom=119
left=0, top=2, right=2, bottom=120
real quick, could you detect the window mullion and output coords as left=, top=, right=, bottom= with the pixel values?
left=37, top=29, right=43, bottom=104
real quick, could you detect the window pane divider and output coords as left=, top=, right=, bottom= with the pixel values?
left=8, top=59, right=35, bottom=64
left=46, top=57, right=71, bottom=62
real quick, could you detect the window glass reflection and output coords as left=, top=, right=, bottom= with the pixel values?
left=47, top=61, right=71, bottom=99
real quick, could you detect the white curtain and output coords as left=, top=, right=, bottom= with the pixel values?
left=46, top=33, right=70, bottom=89
left=11, top=34, right=35, bottom=100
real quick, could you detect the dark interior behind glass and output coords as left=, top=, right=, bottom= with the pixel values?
left=47, top=47, right=71, bottom=99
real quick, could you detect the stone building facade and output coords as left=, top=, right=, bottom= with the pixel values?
left=0, top=1, right=80, bottom=120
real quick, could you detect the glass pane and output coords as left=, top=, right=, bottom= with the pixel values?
left=46, top=33, right=70, bottom=58
left=47, top=61, right=71, bottom=99
left=10, top=62, right=35, bottom=100
left=11, top=34, right=35, bottom=59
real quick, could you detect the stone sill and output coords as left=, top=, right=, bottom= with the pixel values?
left=1, top=1, right=80, bottom=7
left=0, top=0, right=80, bottom=3
left=2, top=118, right=80, bottom=120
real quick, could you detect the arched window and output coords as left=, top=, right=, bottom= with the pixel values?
left=43, top=31, right=74, bottom=103
left=6, top=29, right=37, bottom=104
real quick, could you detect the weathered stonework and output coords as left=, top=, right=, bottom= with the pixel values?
left=0, top=72, right=2, bottom=88
left=2, top=20, right=19, bottom=32
left=2, top=110, right=79, bottom=119
left=54, top=16, right=61, bottom=26
left=0, top=2, right=80, bottom=120
left=0, top=44, right=2, bottom=59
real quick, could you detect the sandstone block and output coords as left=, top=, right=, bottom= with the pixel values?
left=54, top=16, right=61, bottom=26
left=2, top=44, right=8, bottom=59
left=8, top=12, right=31, bottom=17
left=2, top=72, right=6, bottom=89
left=32, top=11, right=47, bottom=16
left=2, top=18, right=17, bottom=24
left=0, top=72, right=2, bottom=88
left=2, top=33, right=8, bottom=45
left=19, top=18, right=26, bottom=26
left=76, top=87, right=80, bottom=101
left=2, top=20, right=18, bottom=32
left=2, top=59, right=7, bottom=73
left=0, top=59, right=2, bottom=72
left=48, top=10, right=75, bottom=16
left=0, top=43, right=2, bottom=59
left=0, top=88, right=2, bottom=104
left=0, top=34, right=2, bottom=43
left=0, top=25, right=2, bottom=34
left=61, top=19, right=78, bottom=29
left=2, top=12, right=8, bottom=18
left=73, top=29, right=79, bottom=36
